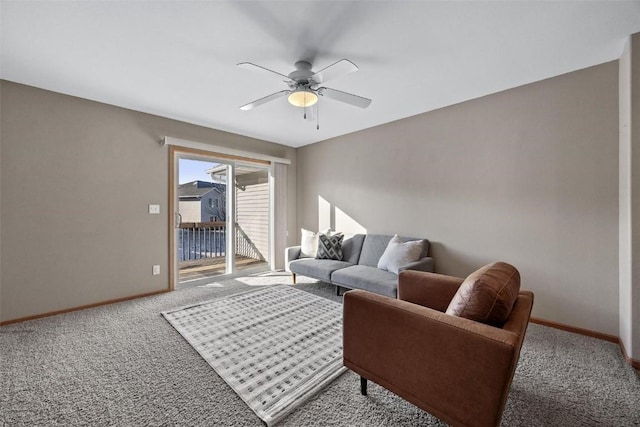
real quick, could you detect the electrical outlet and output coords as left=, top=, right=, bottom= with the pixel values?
left=149, top=204, right=160, bottom=214
left=152, top=265, right=160, bottom=275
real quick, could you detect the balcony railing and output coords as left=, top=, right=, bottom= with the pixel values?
left=178, top=221, right=264, bottom=262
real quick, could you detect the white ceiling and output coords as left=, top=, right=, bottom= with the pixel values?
left=2, top=1, right=640, bottom=148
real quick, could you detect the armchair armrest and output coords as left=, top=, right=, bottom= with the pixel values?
left=343, top=290, right=524, bottom=427
left=284, top=246, right=302, bottom=272
left=397, top=256, right=434, bottom=274
left=398, top=270, right=464, bottom=312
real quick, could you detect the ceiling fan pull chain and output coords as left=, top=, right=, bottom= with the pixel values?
left=316, top=104, right=320, bottom=130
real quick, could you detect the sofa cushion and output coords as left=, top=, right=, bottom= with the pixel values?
left=289, top=258, right=353, bottom=282
left=359, top=234, right=429, bottom=267
left=316, top=233, right=344, bottom=260
left=342, top=234, right=365, bottom=264
left=331, top=265, right=399, bottom=298
left=377, top=235, right=424, bottom=274
left=445, top=262, right=521, bottom=326
left=358, top=235, right=394, bottom=267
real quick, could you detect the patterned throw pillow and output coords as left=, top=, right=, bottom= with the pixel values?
left=316, top=233, right=344, bottom=260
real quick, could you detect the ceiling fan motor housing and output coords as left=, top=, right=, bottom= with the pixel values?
left=288, top=61, right=318, bottom=86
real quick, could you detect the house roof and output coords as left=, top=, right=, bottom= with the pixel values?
left=2, top=2, right=639, bottom=147
left=179, top=181, right=225, bottom=199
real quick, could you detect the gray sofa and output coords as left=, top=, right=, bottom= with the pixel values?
left=285, top=233, right=433, bottom=297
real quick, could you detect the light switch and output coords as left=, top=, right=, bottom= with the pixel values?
left=149, top=204, right=160, bottom=214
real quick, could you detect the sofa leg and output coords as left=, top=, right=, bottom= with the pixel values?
left=292, top=273, right=296, bottom=284
left=360, top=376, right=367, bottom=396
left=336, top=286, right=341, bottom=296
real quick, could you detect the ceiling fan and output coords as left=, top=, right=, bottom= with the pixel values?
left=237, top=59, right=372, bottom=112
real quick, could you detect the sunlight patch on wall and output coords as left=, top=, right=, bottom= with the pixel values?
left=318, top=196, right=331, bottom=231
left=318, top=195, right=367, bottom=234
left=336, top=206, right=367, bottom=234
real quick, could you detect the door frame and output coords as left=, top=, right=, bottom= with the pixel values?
left=168, top=145, right=270, bottom=290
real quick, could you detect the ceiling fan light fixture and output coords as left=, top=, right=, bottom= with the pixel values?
left=288, top=89, right=318, bottom=108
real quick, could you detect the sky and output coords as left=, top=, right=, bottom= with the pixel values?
left=178, top=159, right=220, bottom=184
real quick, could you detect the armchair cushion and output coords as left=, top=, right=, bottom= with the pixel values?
left=446, top=262, right=520, bottom=326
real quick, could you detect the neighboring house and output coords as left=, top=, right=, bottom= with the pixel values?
left=178, top=180, right=226, bottom=223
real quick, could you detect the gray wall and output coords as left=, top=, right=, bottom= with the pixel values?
left=633, top=34, right=640, bottom=360
left=0, top=80, right=296, bottom=323
left=297, top=62, right=620, bottom=336
left=619, top=33, right=640, bottom=360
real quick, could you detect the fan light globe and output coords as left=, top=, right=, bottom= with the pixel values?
left=288, top=89, right=318, bottom=108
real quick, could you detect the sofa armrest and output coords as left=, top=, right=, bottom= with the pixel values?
left=397, top=256, right=434, bottom=273
left=284, top=246, right=302, bottom=272
left=343, top=290, right=521, bottom=427
left=398, top=270, right=464, bottom=312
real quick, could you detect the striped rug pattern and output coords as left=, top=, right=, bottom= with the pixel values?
left=161, top=285, right=346, bottom=426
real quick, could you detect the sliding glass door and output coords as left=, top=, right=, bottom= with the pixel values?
left=172, top=150, right=270, bottom=287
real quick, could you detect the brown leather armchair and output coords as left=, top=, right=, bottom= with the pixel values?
left=343, top=266, right=534, bottom=427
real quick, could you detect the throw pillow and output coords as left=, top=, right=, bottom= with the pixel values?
left=300, top=229, right=319, bottom=258
left=445, top=262, right=521, bottom=326
left=377, top=235, right=424, bottom=274
left=316, top=233, right=344, bottom=260
left=300, top=228, right=336, bottom=258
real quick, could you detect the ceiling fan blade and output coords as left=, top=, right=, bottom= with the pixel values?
left=237, top=62, right=291, bottom=80
left=318, top=87, right=371, bottom=109
left=311, top=59, right=358, bottom=84
left=239, top=90, right=290, bottom=110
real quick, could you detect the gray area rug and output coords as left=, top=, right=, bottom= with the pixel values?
left=162, top=285, right=345, bottom=426
left=1, top=271, right=639, bottom=426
